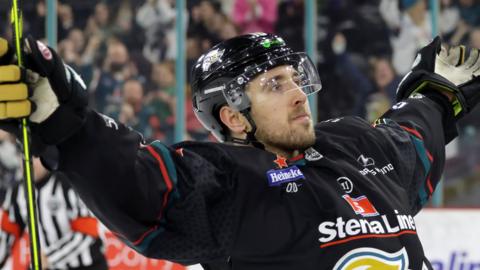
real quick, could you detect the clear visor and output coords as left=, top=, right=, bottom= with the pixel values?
left=223, top=53, right=322, bottom=111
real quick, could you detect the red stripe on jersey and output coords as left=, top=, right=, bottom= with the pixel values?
left=71, top=217, right=99, bottom=238
left=400, top=125, right=423, bottom=140
left=426, top=150, right=433, bottom=162
left=1, top=210, right=21, bottom=239
left=426, top=175, right=434, bottom=195
left=289, top=154, right=304, bottom=162
left=130, top=146, right=174, bottom=245
left=319, top=230, right=417, bottom=248
left=146, top=145, right=173, bottom=218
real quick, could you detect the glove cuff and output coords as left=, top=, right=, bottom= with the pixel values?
left=37, top=105, right=87, bottom=145
left=396, top=70, right=468, bottom=118
left=459, top=76, right=480, bottom=113
left=422, top=90, right=459, bottom=143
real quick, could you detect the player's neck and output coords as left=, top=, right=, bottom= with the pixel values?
left=264, top=145, right=300, bottom=159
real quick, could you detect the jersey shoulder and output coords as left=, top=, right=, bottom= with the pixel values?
left=315, top=116, right=373, bottom=140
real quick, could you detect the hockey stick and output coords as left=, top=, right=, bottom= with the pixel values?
left=10, top=0, right=42, bottom=269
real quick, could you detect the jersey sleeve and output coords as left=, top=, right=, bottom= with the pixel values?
left=372, top=92, right=457, bottom=214
left=56, top=111, right=237, bottom=264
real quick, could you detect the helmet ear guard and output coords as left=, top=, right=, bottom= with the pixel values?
left=192, top=79, right=231, bottom=142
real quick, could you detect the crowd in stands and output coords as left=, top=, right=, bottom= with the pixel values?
left=0, top=0, right=479, bottom=204
left=316, top=0, right=480, bottom=123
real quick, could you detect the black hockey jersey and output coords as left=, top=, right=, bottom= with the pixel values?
left=56, top=93, right=456, bottom=270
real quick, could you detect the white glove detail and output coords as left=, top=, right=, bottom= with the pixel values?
left=435, top=46, right=480, bottom=86
left=29, top=74, right=60, bottom=123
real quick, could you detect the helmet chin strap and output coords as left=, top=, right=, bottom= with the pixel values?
left=225, top=109, right=265, bottom=150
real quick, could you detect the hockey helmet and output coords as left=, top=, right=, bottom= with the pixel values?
left=191, top=32, right=322, bottom=142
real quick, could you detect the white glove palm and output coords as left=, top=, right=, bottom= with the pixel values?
left=435, top=45, right=480, bottom=86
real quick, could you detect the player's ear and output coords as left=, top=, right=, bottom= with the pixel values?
left=219, top=105, right=249, bottom=136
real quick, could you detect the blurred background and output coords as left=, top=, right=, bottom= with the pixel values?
left=0, top=0, right=479, bottom=269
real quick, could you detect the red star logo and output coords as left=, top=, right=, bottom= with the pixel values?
left=273, top=155, right=288, bottom=168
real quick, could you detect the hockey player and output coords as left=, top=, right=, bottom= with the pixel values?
left=0, top=33, right=479, bottom=269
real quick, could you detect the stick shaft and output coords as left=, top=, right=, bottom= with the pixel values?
left=11, top=0, right=43, bottom=269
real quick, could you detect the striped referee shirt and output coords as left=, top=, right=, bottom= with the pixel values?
left=0, top=172, right=107, bottom=269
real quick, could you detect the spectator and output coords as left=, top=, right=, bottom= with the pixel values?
left=346, top=0, right=392, bottom=57
left=147, top=62, right=177, bottom=142
left=91, top=39, right=133, bottom=113
left=58, top=3, right=75, bottom=41
left=136, top=0, right=188, bottom=63
left=232, top=0, right=278, bottom=34
left=275, top=0, right=305, bottom=52
left=58, top=29, right=85, bottom=68
left=439, top=0, right=461, bottom=42
left=390, top=0, right=431, bottom=75
left=85, top=2, right=113, bottom=39
left=28, top=0, right=47, bottom=38
left=188, top=0, right=223, bottom=48
left=219, top=18, right=240, bottom=40
left=470, top=27, right=480, bottom=48
left=369, top=56, right=402, bottom=104
left=331, top=32, right=372, bottom=117
left=331, top=33, right=401, bottom=118
left=58, top=30, right=104, bottom=94
left=111, top=79, right=158, bottom=141
left=111, top=0, right=142, bottom=52
left=379, top=0, right=402, bottom=34
left=449, top=0, right=480, bottom=45
left=458, top=0, right=480, bottom=27
left=364, top=57, right=402, bottom=121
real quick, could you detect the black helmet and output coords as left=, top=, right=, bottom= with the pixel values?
left=191, top=32, right=321, bottom=142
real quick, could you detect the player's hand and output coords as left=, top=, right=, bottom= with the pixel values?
left=436, top=43, right=480, bottom=115
left=0, top=39, right=31, bottom=119
left=0, top=38, right=47, bottom=155
left=0, top=36, right=88, bottom=145
left=435, top=44, right=480, bottom=85
left=396, top=36, right=480, bottom=118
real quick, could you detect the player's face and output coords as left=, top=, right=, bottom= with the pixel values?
left=246, top=65, right=316, bottom=155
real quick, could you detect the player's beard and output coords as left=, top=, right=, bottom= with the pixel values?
left=255, top=118, right=316, bottom=154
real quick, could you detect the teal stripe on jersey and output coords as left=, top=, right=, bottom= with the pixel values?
left=130, top=227, right=165, bottom=254
left=150, top=141, right=180, bottom=200
left=127, top=141, right=181, bottom=253
left=410, top=135, right=431, bottom=205
left=410, top=136, right=431, bottom=173
left=150, top=141, right=178, bottom=186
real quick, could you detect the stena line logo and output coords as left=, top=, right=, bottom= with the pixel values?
left=343, top=195, right=379, bottom=217
left=318, top=211, right=417, bottom=248
left=266, top=166, right=305, bottom=186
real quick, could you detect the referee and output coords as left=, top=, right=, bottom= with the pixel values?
left=0, top=157, right=108, bottom=270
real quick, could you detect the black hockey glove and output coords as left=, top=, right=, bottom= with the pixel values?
left=396, top=36, right=480, bottom=119
left=0, top=36, right=88, bottom=146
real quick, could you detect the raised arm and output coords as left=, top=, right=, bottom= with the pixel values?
left=0, top=37, right=237, bottom=264
left=371, top=36, right=480, bottom=213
